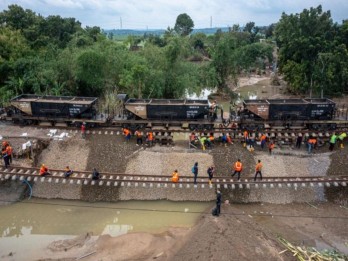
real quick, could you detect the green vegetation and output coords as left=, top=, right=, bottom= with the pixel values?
left=0, top=4, right=346, bottom=104
left=275, top=5, right=348, bottom=97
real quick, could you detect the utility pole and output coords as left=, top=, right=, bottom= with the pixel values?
left=210, top=16, right=212, bottom=28
left=120, top=17, right=122, bottom=29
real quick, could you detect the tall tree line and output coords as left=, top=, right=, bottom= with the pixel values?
left=1, top=5, right=276, bottom=105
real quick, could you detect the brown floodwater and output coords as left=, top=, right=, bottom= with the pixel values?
left=0, top=199, right=210, bottom=260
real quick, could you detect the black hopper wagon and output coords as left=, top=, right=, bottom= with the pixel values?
left=118, top=94, right=213, bottom=130
left=6, top=94, right=98, bottom=126
left=240, top=98, right=336, bottom=130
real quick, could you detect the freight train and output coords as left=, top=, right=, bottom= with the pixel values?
left=0, top=94, right=345, bottom=131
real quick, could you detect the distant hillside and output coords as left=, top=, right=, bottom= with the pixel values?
left=104, top=27, right=230, bottom=37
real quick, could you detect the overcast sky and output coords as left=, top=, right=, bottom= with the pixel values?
left=1, top=0, right=347, bottom=30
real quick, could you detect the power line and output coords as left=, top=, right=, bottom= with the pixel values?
left=1, top=199, right=347, bottom=220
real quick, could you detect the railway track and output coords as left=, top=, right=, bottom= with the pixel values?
left=1, top=166, right=347, bottom=190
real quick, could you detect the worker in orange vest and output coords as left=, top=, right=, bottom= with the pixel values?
left=2, top=142, right=11, bottom=168
left=147, top=132, right=154, bottom=146
left=123, top=128, right=131, bottom=142
left=39, top=164, right=51, bottom=176
left=171, top=169, right=179, bottom=183
left=243, top=130, right=249, bottom=146
left=260, top=134, right=267, bottom=150
left=254, top=160, right=263, bottom=181
left=307, top=136, right=317, bottom=154
left=232, top=159, right=243, bottom=181
left=6, top=144, right=13, bottom=164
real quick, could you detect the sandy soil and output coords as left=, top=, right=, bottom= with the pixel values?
left=31, top=203, right=348, bottom=261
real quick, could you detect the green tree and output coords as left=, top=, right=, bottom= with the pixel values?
left=174, top=13, right=194, bottom=36
left=210, top=34, right=238, bottom=91
left=0, top=4, right=37, bottom=30
left=275, top=5, right=341, bottom=95
left=75, top=50, right=106, bottom=96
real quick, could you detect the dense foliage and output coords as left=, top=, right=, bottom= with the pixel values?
left=3, top=4, right=322, bottom=105
left=275, top=5, right=348, bottom=97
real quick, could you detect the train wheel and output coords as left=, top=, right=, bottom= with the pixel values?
left=204, top=124, right=213, bottom=131
left=135, top=124, right=145, bottom=130
left=328, top=123, right=337, bottom=130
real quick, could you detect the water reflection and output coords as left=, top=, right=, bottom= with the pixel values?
left=0, top=199, right=210, bottom=260
left=0, top=199, right=209, bottom=238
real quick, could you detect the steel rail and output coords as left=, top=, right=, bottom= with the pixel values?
left=1, top=166, right=347, bottom=186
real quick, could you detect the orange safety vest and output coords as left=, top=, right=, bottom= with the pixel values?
left=124, top=129, right=130, bottom=136
left=171, top=172, right=179, bottom=183
left=255, top=163, right=263, bottom=171
left=269, top=143, right=275, bottom=149
left=148, top=132, right=153, bottom=141
left=6, top=146, right=12, bottom=155
left=234, top=162, right=242, bottom=171
left=308, top=139, right=316, bottom=144
left=244, top=131, right=248, bottom=138
left=261, top=135, right=266, bottom=141
left=40, top=166, right=48, bottom=175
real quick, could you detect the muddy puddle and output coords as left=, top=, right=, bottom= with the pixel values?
left=0, top=199, right=210, bottom=260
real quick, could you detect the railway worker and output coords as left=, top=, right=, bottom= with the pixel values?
left=226, top=133, right=233, bottom=145
left=254, top=160, right=263, bottom=181
left=92, top=168, right=100, bottom=180
left=209, top=133, right=215, bottom=144
left=39, top=164, right=51, bottom=176
left=207, top=165, right=215, bottom=185
left=189, top=132, right=198, bottom=147
left=296, top=133, right=303, bottom=149
left=231, top=159, right=243, bottom=181
left=171, top=169, right=179, bottom=183
left=203, top=136, right=212, bottom=150
left=307, top=136, right=317, bottom=154
left=1, top=143, right=10, bottom=168
left=64, top=166, right=73, bottom=178
left=146, top=132, right=154, bottom=146
left=329, top=133, right=337, bottom=151
left=192, top=162, right=198, bottom=184
left=81, top=123, right=86, bottom=139
left=338, top=132, right=347, bottom=149
left=268, top=141, right=275, bottom=155
left=215, top=190, right=222, bottom=216
left=260, top=134, right=267, bottom=150
left=6, top=143, right=13, bottom=164
left=134, top=130, right=143, bottom=146
left=221, top=133, right=227, bottom=146
left=209, top=100, right=218, bottom=121
left=243, top=130, right=249, bottom=147
left=2, top=141, right=9, bottom=148
left=199, top=136, right=206, bottom=150
left=123, top=128, right=131, bottom=142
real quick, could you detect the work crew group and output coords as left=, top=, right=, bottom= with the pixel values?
left=170, top=158, right=263, bottom=186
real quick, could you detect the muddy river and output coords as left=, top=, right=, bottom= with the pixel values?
left=0, top=199, right=210, bottom=260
